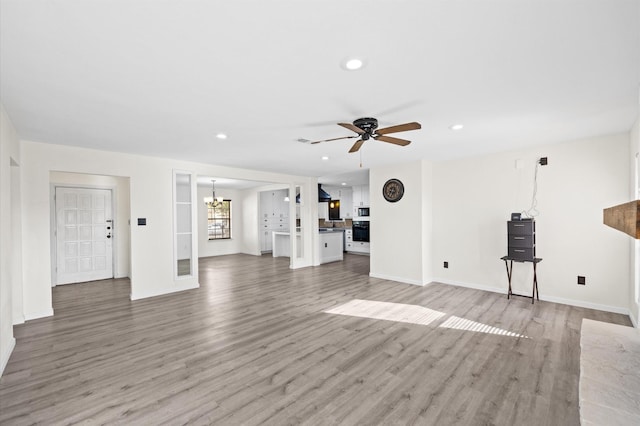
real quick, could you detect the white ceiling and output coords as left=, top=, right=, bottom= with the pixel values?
left=1, top=1, right=639, bottom=180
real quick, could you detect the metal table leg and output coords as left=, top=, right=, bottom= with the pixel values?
left=504, top=259, right=513, bottom=299
left=533, top=261, right=539, bottom=303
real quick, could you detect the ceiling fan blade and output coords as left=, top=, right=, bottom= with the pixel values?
left=375, top=135, right=411, bottom=146
left=376, top=122, right=421, bottom=135
left=348, top=139, right=365, bottom=153
left=310, top=135, right=358, bottom=144
left=338, top=122, right=365, bottom=135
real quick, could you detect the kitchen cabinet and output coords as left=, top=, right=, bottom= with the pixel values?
left=320, top=186, right=353, bottom=219
left=352, top=185, right=370, bottom=207
left=352, top=185, right=370, bottom=218
left=319, top=232, right=343, bottom=263
left=345, top=228, right=370, bottom=254
left=260, top=189, right=289, bottom=252
left=336, top=187, right=353, bottom=219
left=318, top=201, right=329, bottom=220
left=347, top=240, right=370, bottom=254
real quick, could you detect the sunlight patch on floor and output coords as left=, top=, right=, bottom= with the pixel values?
left=324, top=299, right=446, bottom=326
left=325, top=299, right=527, bottom=338
left=439, top=316, right=527, bottom=338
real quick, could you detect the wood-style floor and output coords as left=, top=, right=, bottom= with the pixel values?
left=0, top=254, right=632, bottom=425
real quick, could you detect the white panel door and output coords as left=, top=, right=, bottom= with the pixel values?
left=56, top=187, right=113, bottom=285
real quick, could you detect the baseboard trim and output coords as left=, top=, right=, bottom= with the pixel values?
left=629, top=311, right=638, bottom=328
left=24, top=308, right=54, bottom=321
left=542, top=295, right=629, bottom=316
left=432, top=278, right=505, bottom=295
left=1, top=337, right=16, bottom=377
left=130, top=282, right=199, bottom=301
left=369, top=272, right=425, bottom=286
left=432, top=278, right=630, bottom=316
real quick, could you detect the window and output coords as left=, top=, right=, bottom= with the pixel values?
left=208, top=200, right=231, bottom=240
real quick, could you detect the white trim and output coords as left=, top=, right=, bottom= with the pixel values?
left=432, top=278, right=631, bottom=316
left=628, top=310, right=638, bottom=328
left=369, top=272, right=426, bottom=286
left=13, top=315, right=25, bottom=325
left=130, top=282, right=199, bottom=301
left=290, top=260, right=313, bottom=270
left=173, top=170, right=198, bottom=280
left=1, top=337, right=16, bottom=376
left=432, top=277, right=505, bottom=296
left=24, top=308, right=54, bottom=321
left=541, top=295, right=629, bottom=315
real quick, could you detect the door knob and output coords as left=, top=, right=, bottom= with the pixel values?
left=107, top=234, right=111, bottom=239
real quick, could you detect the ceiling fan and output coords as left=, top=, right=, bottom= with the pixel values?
left=310, top=117, right=421, bottom=153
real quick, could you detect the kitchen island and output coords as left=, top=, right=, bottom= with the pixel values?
left=272, top=231, right=302, bottom=258
left=318, top=229, right=344, bottom=264
left=272, top=230, right=343, bottom=264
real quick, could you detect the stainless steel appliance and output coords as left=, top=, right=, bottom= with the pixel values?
left=357, top=207, right=370, bottom=217
left=352, top=221, right=370, bottom=242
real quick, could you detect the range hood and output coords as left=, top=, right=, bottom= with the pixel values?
left=318, top=184, right=331, bottom=202
left=296, top=184, right=331, bottom=203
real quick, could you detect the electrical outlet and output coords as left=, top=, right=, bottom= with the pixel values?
left=443, top=261, right=449, bottom=269
left=539, top=157, right=548, bottom=166
left=578, top=276, right=586, bottom=285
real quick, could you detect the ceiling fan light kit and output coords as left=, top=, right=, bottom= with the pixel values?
left=310, top=117, right=421, bottom=153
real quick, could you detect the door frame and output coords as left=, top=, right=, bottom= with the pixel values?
left=50, top=183, right=118, bottom=287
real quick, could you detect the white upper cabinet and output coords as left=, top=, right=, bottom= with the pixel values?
left=340, top=188, right=353, bottom=219
left=320, top=186, right=353, bottom=219
left=318, top=202, right=329, bottom=220
left=261, top=189, right=289, bottom=219
left=352, top=185, right=370, bottom=208
left=259, top=189, right=290, bottom=252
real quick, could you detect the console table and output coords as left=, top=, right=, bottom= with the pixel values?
left=500, top=256, right=542, bottom=304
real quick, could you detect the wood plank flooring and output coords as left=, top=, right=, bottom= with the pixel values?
left=0, top=254, right=632, bottom=425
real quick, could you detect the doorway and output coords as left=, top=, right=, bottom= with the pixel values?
left=54, top=187, right=114, bottom=285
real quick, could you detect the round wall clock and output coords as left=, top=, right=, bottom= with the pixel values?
left=383, top=178, right=404, bottom=203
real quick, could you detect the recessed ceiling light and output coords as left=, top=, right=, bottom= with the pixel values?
left=449, top=124, right=464, bottom=131
left=342, top=57, right=364, bottom=71
left=216, top=133, right=228, bottom=139
left=322, top=156, right=329, bottom=161
left=341, top=182, right=347, bottom=186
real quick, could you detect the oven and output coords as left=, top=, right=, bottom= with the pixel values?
left=352, top=221, right=370, bottom=242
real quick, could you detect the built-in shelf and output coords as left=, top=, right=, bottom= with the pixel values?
left=603, top=200, right=640, bottom=239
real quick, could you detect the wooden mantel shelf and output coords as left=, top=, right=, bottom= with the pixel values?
left=603, top=200, right=640, bottom=239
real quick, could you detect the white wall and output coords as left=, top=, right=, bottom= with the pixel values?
left=238, top=188, right=261, bottom=256
left=50, top=171, right=131, bottom=279
left=370, top=160, right=433, bottom=285
left=19, top=140, right=311, bottom=319
left=421, top=160, right=434, bottom=283
left=197, top=185, right=243, bottom=258
left=0, top=104, right=20, bottom=375
left=432, top=133, right=630, bottom=313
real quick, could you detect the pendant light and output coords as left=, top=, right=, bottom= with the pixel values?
left=211, top=180, right=223, bottom=206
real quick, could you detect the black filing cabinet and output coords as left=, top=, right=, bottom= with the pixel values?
left=507, top=220, right=535, bottom=261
